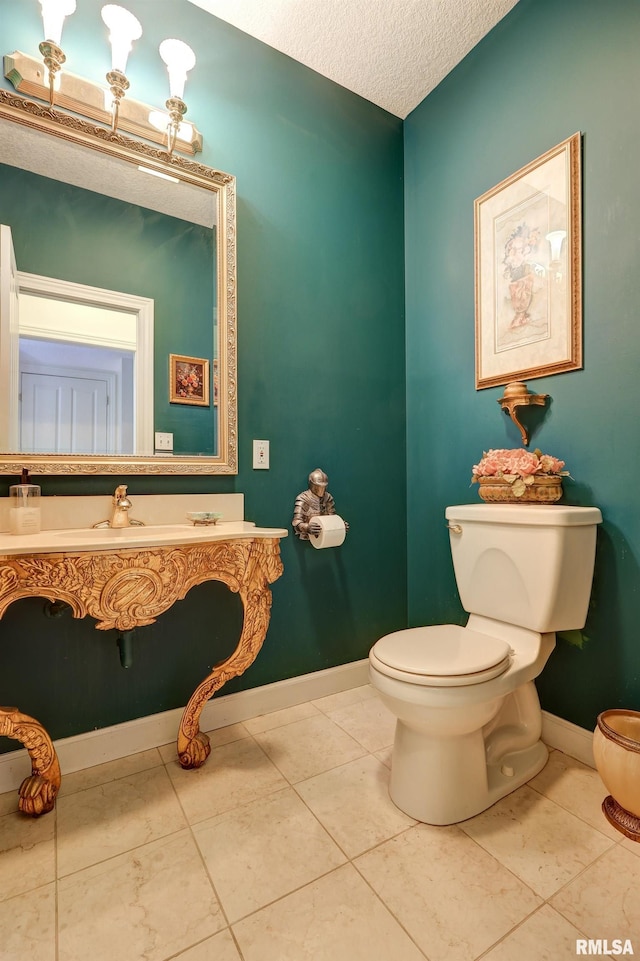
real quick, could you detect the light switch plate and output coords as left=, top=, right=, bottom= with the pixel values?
left=155, top=431, right=173, bottom=451
left=253, top=439, right=269, bottom=469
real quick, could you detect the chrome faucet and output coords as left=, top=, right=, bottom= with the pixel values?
left=93, top=485, right=144, bottom=529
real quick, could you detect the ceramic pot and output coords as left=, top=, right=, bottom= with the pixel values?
left=477, top=475, right=563, bottom=504
left=593, top=709, right=640, bottom=841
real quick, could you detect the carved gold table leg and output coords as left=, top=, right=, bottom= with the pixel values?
left=0, top=536, right=285, bottom=781
left=177, top=543, right=282, bottom=769
left=0, top=706, right=61, bottom=815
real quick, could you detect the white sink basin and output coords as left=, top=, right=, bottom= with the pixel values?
left=0, top=521, right=288, bottom=556
left=53, top=525, right=201, bottom=539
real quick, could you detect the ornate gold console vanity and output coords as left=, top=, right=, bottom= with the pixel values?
left=0, top=522, right=286, bottom=815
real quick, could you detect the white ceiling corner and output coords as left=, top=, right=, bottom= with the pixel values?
left=186, top=0, right=519, bottom=118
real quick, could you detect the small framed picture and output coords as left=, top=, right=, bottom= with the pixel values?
left=169, top=354, right=210, bottom=406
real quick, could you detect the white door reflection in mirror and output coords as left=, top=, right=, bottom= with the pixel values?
left=21, top=364, right=112, bottom=454
left=0, top=224, right=19, bottom=451
left=0, top=239, right=154, bottom=455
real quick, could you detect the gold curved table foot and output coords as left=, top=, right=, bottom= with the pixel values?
left=18, top=773, right=58, bottom=816
left=178, top=731, right=211, bottom=769
left=176, top=618, right=268, bottom=770
left=177, top=541, right=282, bottom=769
left=0, top=706, right=61, bottom=816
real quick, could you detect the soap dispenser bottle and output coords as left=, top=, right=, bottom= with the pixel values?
left=9, top=468, right=41, bottom=535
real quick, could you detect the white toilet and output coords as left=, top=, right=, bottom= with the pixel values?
left=369, top=503, right=602, bottom=825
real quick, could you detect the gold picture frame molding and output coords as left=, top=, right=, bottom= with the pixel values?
left=474, top=132, right=582, bottom=390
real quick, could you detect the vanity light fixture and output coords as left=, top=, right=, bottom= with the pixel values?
left=38, top=0, right=76, bottom=105
left=147, top=108, right=194, bottom=145
left=101, top=4, right=142, bottom=132
left=159, top=39, right=196, bottom=155
left=4, top=5, right=202, bottom=154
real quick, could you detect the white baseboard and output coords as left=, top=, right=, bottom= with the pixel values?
left=0, top=664, right=595, bottom=796
left=0, top=659, right=371, bottom=795
left=542, top=710, right=595, bottom=768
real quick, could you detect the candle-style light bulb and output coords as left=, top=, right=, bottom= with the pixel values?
left=546, top=230, right=567, bottom=263
left=159, top=38, right=196, bottom=153
left=100, top=4, right=142, bottom=131
left=38, top=0, right=77, bottom=104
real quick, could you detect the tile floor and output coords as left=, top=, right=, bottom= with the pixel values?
left=1, top=684, right=639, bottom=961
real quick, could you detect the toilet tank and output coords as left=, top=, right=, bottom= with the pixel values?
left=445, top=504, right=602, bottom=633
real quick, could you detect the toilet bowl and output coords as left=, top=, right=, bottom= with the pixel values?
left=369, top=503, right=602, bottom=825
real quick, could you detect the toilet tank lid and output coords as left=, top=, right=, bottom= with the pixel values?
left=445, top=504, right=602, bottom=526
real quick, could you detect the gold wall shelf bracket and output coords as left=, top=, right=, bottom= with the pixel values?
left=497, top=381, right=549, bottom=446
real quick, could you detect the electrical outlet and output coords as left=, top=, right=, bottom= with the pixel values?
left=155, top=431, right=173, bottom=451
left=253, top=439, right=269, bottom=469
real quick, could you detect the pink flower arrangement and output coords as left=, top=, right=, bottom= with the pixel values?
left=471, top=448, right=569, bottom=497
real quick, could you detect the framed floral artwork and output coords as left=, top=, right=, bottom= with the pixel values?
left=474, top=133, right=582, bottom=389
left=169, top=354, right=210, bottom=406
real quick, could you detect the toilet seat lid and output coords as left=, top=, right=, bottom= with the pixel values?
left=371, top=625, right=512, bottom=686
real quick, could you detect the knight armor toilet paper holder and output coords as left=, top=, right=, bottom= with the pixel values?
left=292, top=468, right=349, bottom=545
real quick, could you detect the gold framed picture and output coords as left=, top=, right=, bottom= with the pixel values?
left=474, top=133, right=582, bottom=389
left=169, top=354, right=210, bottom=406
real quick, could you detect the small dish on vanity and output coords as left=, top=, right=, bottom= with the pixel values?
left=187, top=511, right=223, bottom=526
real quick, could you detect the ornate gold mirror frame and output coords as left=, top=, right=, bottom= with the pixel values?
left=0, top=89, right=237, bottom=475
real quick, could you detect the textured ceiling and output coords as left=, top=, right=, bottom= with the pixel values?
left=186, top=0, right=519, bottom=118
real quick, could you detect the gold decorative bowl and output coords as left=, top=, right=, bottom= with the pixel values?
left=477, top=475, right=563, bottom=503
left=593, top=709, right=640, bottom=841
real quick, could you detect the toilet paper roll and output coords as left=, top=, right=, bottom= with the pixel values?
left=310, top=514, right=346, bottom=549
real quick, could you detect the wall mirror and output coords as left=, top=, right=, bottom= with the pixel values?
left=0, top=89, right=237, bottom=475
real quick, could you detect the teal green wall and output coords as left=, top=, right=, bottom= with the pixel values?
left=405, top=0, right=640, bottom=729
left=0, top=1, right=406, bottom=746
left=0, top=164, right=215, bottom=454
left=6, top=0, right=630, bottom=751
